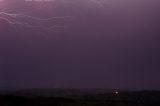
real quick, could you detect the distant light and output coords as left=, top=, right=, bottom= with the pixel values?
left=115, top=91, right=119, bottom=95
left=113, top=90, right=119, bottom=95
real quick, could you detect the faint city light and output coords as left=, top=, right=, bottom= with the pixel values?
left=115, top=91, right=119, bottom=95
left=113, top=90, right=119, bottom=95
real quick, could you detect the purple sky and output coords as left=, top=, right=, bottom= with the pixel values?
left=0, top=0, right=160, bottom=90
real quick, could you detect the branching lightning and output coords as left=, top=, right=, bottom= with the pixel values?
left=0, top=0, right=70, bottom=37
left=0, top=11, right=70, bottom=33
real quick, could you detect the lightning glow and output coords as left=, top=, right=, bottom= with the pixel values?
left=0, top=0, right=70, bottom=37
left=0, top=12, right=70, bottom=32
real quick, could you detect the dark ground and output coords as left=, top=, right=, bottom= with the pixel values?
left=0, top=90, right=160, bottom=106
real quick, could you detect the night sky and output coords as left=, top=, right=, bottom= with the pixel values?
left=0, top=0, right=160, bottom=90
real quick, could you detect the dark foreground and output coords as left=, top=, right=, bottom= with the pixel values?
left=0, top=90, right=160, bottom=106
